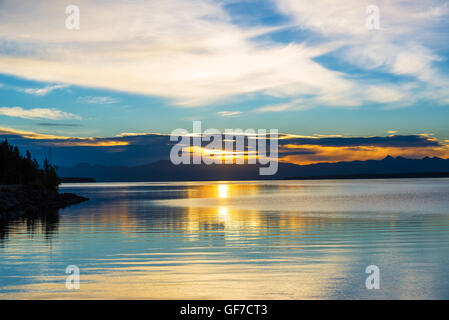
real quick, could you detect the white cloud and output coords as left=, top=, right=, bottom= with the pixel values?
left=254, top=101, right=308, bottom=113
left=23, top=84, right=68, bottom=96
left=276, top=0, right=449, bottom=94
left=77, top=96, right=121, bottom=104
left=0, top=0, right=361, bottom=108
left=0, top=0, right=447, bottom=109
left=217, top=111, right=242, bottom=117
left=365, top=86, right=406, bottom=104
left=254, top=104, right=293, bottom=113
left=0, top=106, right=81, bottom=120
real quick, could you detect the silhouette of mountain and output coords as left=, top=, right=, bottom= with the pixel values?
left=57, top=156, right=449, bottom=182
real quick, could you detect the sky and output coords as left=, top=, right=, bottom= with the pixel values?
left=1, top=0, right=449, bottom=166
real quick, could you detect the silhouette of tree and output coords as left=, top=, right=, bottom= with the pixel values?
left=0, top=139, right=60, bottom=190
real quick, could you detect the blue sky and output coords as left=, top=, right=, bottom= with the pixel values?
left=1, top=0, right=449, bottom=166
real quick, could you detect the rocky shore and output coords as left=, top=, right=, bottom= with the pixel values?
left=0, top=186, right=89, bottom=219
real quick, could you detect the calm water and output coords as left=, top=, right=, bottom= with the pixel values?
left=1, top=179, right=449, bottom=299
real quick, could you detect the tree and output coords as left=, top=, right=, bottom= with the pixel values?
left=0, top=139, right=60, bottom=190
left=43, top=158, right=61, bottom=190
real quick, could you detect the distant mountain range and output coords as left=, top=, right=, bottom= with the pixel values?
left=56, top=156, right=449, bottom=182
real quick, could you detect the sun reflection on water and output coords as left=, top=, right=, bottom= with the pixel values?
left=217, top=183, right=229, bottom=198
left=2, top=180, right=449, bottom=299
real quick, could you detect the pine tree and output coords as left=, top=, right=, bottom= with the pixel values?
left=0, top=139, right=60, bottom=190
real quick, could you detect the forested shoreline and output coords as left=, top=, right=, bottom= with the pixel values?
left=0, top=140, right=88, bottom=219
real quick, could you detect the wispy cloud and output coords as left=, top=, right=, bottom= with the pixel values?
left=0, top=106, right=81, bottom=120
left=253, top=100, right=310, bottom=113
left=77, top=96, right=121, bottom=105
left=0, top=0, right=448, bottom=109
left=0, top=127, right=73, bottom=140
left=0, top=0, right=377, bottom=108
left=37, top=122, right=83, bottom=127
left=23, top=84, right=68, bottom=96
left=276, top=0, right=449, bottom=104
left=218, top=111, right=242, bottom=117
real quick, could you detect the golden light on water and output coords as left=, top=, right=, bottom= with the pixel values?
left=217, top=184, right=229, bottom=198
left=0, top=182, right=345, bottom=300
left=1, top=181, right=444, bottom=299
left=218, top=206, right=228, bottom=217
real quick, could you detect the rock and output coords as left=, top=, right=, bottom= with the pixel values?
left=0, top=186, right=88, bottom=219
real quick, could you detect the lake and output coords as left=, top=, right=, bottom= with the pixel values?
left=1, top=179, right=449, bottom=299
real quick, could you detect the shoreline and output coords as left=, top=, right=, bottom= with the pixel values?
left=59, top=172, right=449, bottom=184
left=284, top=172, right=449, bottom=181
left=0, top=186, right=89, bottom=220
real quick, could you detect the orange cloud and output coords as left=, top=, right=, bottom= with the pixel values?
left=280, top=144, right=449, bottom=165
left=2, top=126, right=449, bottom=165
left=0, top=127, right=128, bottom=147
